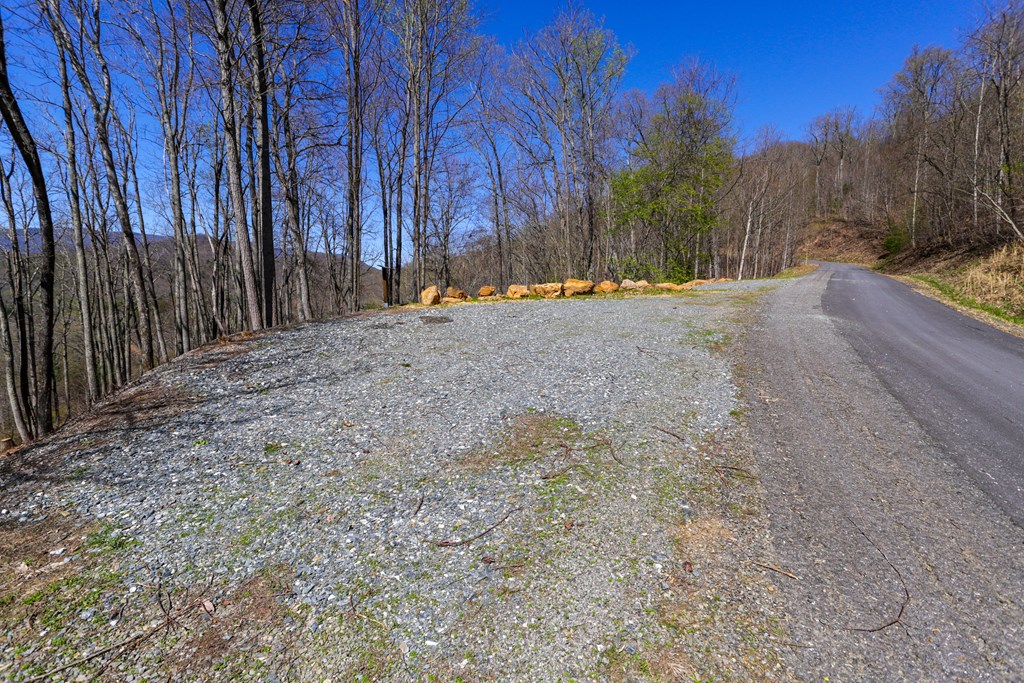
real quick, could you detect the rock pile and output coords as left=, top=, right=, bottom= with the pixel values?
left=419, top=277, right=732, bottom=306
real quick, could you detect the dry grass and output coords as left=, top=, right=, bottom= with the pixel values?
left=0, top=512, right=97, bottom=600
left=645, top=430, right=792, bottom=683
left=169, top=565, right=296, bottom=678
left=458, top=412, right=583, bottom=469
left=959, top=243, right=1024, bottom=318
left=799, top=220, right=885, bottom=265
left=772, top=262, right=820, bottom=279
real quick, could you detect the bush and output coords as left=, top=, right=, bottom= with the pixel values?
left=882, top=226, right=909, bottom=256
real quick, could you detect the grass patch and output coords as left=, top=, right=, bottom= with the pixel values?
left=459, top=413, right=584, bottom=469
left=772, top=262, right=820, bottom=279
left=913, top=274, right=1024, bottom=327
left=84, top=523, right=139, bottom=554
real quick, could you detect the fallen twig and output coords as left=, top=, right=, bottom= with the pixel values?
left=844, top=515, right=911, bottom=634
left=653, top=426, right=686, bottom=443
left=412, top=491, right=424, bottom=517
left=435, top=507, right=520, bottom=547
left=541, top=463, right=581, bottom=479
left=713, top=464, right=757, bottom=480
left=747, top=560, right=800, bottom=580
left=27, top=596, right=204, bottom=682
left=593, top=435, right=624, bottom=466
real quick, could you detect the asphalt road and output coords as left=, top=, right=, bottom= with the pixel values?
left=740, top=264, right=1024, bottom=680
left=821, top=261, right=1024, bottom=525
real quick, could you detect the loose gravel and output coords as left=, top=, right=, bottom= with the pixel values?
left=1, top=290, right=788, bottom=681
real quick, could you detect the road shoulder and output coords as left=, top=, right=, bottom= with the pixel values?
left=734, top=269, right=1024, bottom=680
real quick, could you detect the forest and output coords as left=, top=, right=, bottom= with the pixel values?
left=1, top=0, right=1023, bottom=441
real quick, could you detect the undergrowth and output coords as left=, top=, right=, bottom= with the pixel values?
left=913, top=273, right=1024, bottom=327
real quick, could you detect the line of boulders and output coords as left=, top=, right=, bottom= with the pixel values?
left=419, top=277, right=732, bottom=306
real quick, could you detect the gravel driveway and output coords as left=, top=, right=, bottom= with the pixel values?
left=1, top=290, right=788, bottom=682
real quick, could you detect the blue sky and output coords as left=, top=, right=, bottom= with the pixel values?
left=482, top=0, right=981, bottom=143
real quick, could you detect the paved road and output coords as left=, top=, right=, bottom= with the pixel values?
left=821, top=262, right=1024, bottom=525
left=740, top=263, right=1024, bottom=680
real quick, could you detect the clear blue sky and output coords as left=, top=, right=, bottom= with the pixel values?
left=482, top=0, right=982, bottom=143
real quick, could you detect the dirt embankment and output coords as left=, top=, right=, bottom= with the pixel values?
left=797, top=220, right=886, bottom=265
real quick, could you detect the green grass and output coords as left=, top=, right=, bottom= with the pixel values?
left=85, top=523, right=139, bottom=554
left=913, top=275, right=1024, bottom=327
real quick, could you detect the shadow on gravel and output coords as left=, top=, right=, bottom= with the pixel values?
left=0, top=339, right=252, bottom=493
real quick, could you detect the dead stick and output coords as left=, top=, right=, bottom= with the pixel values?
left=542, top=463, right=581, bottom=479
left=412, top=491, right=424, bottom=517
left=843, top=515, right=911, bottom=634
left=27, top=600, right=202, bottom=682
left=435, top=508, right=520, bottom=547
left=653, top=426, right=686, bottom=443
left=714, top=465, right=757, bottom=480
left=594, top=435, right=624, bottom=465
left=747, top=560, right=800, bottom=580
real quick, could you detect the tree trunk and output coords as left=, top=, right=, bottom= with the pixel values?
left=0, top=14, right=55, bottom=434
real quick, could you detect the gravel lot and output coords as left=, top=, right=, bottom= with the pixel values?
left=1, top=289, right=787, bottom=681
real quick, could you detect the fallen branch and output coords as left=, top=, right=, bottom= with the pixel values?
left=747, top=560, right=800, bottom=580
left=435, top=507, right=520, bottom=548
left=412, top=491, right=424, bottom=517
left=844, top=515, right=911, bottom=634
left=541, top=464, right=581, bottom=480
left=653, top=426, right=686, bottom=443
left=27, top=597, right=203, bottom=682
left=593, top=435, right=624, bottom=466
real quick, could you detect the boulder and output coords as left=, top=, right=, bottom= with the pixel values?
left=506, top=284, right=530, bottom=299
left=530, top=282, right=564, bottom=298
left=441, top=296, right=464, bottom=304
left=594, top=280, right=619, bottom=293
left=563, top=278, right=595, bottom=296
left=635, top=279, right=652, bottom=289
left=478, top=286, right=497, bottom=297
left=619, top=279, right=638, bottom=290
left=446, top=286, right=469, bottom=300
left=655, top=282, right=684, bottom=291
left=420, top=285, right=441, bottom=306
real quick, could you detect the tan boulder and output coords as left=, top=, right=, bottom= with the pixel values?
left=619, top=279, right=638, bottom=290
left=594, top=280, right=619, bottom=293
left=506, top=284, right=530, bottom=299
left=655, top=282, right=684, bottom=291
left=563, top=278, right=595, bottom=296
left=530, top=282, right=564, bottom=298
left=478, top=286, right=497, bottom=297
left=441, top=296, right=464, bottom=304
left=446, top=286, right=469, bottom=300
left=635, top=279, right=652, bottom=289
left=420, top=285, right=441, bottom=306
